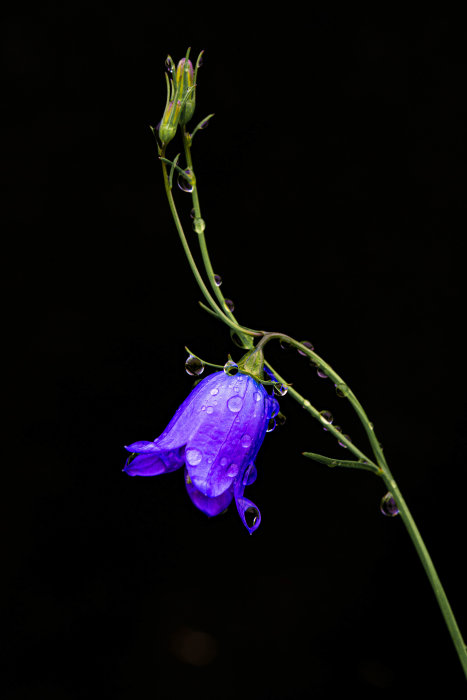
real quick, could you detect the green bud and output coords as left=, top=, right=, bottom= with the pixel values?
left=158, top=76, right=182, bottom=146
left=176, top=57, right=195, bottom=125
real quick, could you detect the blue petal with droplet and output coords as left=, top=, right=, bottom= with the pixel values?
left=123, top=370, right=275, bottom=532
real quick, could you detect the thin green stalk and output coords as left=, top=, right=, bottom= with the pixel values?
left=159, top=148, right=261, bottom=341
left=161, top=110, right=467, bottom=680
left=181, top=127, right=255, bottom=350
left=382, top=468, right=467, bottom=678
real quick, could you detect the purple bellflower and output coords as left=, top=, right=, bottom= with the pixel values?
left=124, top=363, right=279, bottom=533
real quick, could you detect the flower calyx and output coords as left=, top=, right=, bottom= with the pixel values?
left=237, top=347, right=265, bottom=383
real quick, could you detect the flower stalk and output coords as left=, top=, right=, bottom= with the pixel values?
left=152, top=49, right=467, bottom=679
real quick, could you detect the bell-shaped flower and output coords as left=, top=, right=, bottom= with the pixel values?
left=123, top=365, right=279, bottom=533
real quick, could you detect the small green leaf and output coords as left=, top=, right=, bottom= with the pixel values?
left=302, top=451, right=381, bottom=475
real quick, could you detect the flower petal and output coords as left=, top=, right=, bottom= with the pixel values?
left=125, top=441, right=160, bottom=453
left=185, top=374, right=275, bottom=498
left=123, top=446, right=185, bottom=476
left=151, top=372, right=229, bottom=450
left=184, top=468, right=234, bottom=516
left=243, top=463, right=257, bottom=486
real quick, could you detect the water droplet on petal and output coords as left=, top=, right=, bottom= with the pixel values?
left=223, top=360, right=238, bottom=375
left=241, top=434, right=252, bottom=448
left=253, top=391, right=262, bottom=402
left=317, top=367, right=328, bottom=379
left=214, top=274, right=222, bottom=286
left=297, top=340, right=314, bottom=355
left=266, top=417, right=276, bottom=432
left=177, top=169, right=194, bottom=192
left=273, top=383, right=288, bottom=397
left=186, top=448, right=202, bottom=465
left=224, top=298, right=235, bottom=312
left=227, top=395, right=243, bottom=413
left=185, top=355, right=205, bottom=376
left=380, top=492, right=399, bottom=517
left=210, top=388, right=219, bottom=396
left=227, top=463, right=238, bottom=477
left=206, top=406, right=214, bottom=414
left=220, top=457, right=227, bottom=467
left=245, top=506, right=259, bottom=529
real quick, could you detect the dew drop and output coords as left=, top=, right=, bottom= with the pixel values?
left=266, top=417, right=276, bottom=432
left=192, top=217, right=206, bottom=233
left=220, top=457, right=227, bottom=467
left=380, top=492, right=399, bottom=517
left=201, top=405, right=206, bottom=411
left=199, top=118, right=210, bottom=129
left=273, top=383, right=288, bottom=397
left=241, top=434, right=252, bottom=448
left=223, top=360, right=238, bottom=375
left=224, top=298, right=235, bottom=312
left=206, top=406, right=214, bottom=414
left=210, top=388, right=219, bottom=396
left=214, top=274, right=222, bottom=286
left=227, top=463, right=238, bottom=477
left=297, top=340, right=314, bottom=355
left=253, top=392, right=262, bottom=402
left=276, top=412, right=287, bottom=426
left=190, top=208, right=195, bottom=219
left=338, top=433, right=351, bottom=448
left=177, top=169, right=194, bottom=192
left=186, top=447, right=202, bottom=465
left=227, top=395, right=243, bottom=413
left=245, top=506, right=259, bottom=529
left=165, top=56, right=173, bottom=72
left=185, top=354, right=204, bottom=376
left=280, top=339, right=292, bottom=350
left=335, top=383, right=347, bottom=398
left=317, top=367, right=328, bottom=379
left=319, top=410, right=333, bottom=425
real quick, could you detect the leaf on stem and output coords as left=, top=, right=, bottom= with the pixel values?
left=302, top=451, right=381, bottom=475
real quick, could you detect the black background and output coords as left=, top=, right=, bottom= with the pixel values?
left=3, top=5, right=467, bottom=699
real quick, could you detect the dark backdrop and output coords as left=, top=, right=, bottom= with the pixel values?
left=4, top=6, right=467, bottom=699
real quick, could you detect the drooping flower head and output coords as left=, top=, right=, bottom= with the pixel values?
left=123, top=350, right=279, bottom=533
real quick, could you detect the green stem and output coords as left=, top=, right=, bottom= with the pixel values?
left=181, top=126, right=255, bottom=350
left=159, top=146, right=261, bottom=341
left=162, top=128, right=467, bottom=680
left=382, top=468, right=467, bottom=678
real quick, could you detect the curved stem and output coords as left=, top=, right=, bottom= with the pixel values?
left=162, top=124, right=467, bottom=680
left=258, top=332, right=387, bottom=471
left=382, top=467, right=467, bottom=678
left=181, top=127, right=255, bottom=350
left=159, top=147, right=261, bottom=340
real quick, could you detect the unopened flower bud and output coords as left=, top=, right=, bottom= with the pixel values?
left=175, top=58, right=195, bottom=125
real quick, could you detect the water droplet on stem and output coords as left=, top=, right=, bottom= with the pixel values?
left=185, top=355, right=205, bottom=376
left=298, top=340, right=314, bottom=355
left=223, top=360, right=238, bottom=375
left=380, top=492, right=399, bottom=517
